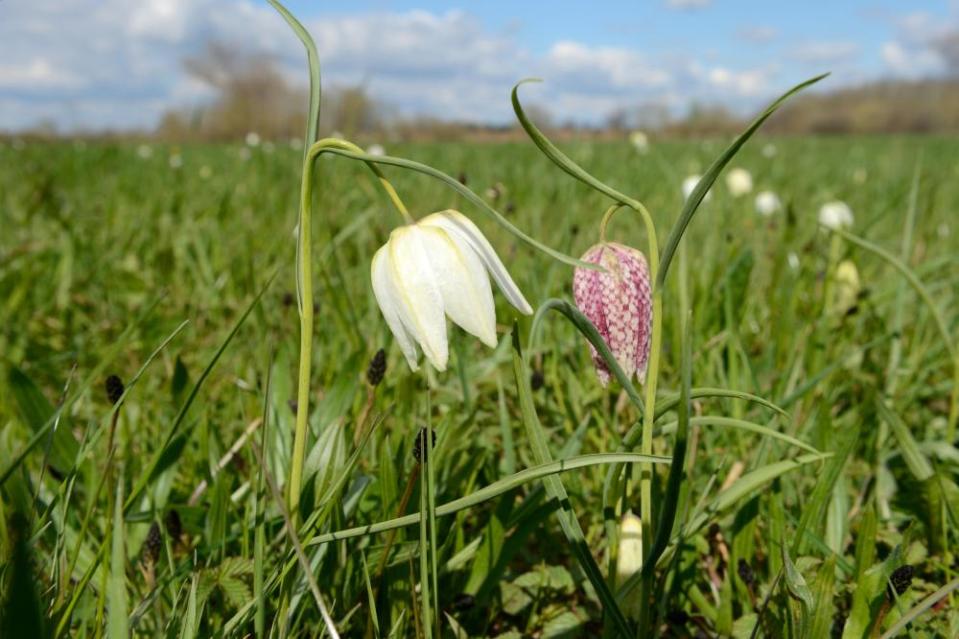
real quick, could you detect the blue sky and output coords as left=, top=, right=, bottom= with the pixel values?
left=1, top=0, right=956, bottom=131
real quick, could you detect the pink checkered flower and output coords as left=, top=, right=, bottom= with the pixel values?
left=573, top=242, right=653, bottom=387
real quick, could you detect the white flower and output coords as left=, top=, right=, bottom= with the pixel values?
left=366, top=143, right=385, bottom=157
left=834, top=259, right=861, bottom=315
left=628, top=130, right=649, bottom=153
left=136, top=144, right=153, bottom=160
left=371, top=210, right=532, bottom=371
left=755, top=190, right=782, bottom=216
left=819, top=200, right=854, bottom=230
left=787, top=252, right=800, bottom=270
left=725, top=167, right=753, bottom=197
left=245, top=131, right=261, bottom=147
left=682, top=174, right=712, bottom=202
left=616, top=511, right=643, bottom=619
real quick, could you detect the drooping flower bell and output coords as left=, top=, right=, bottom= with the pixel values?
left=371, top=210, right=532, bottom=372
left=573, top=242, right=652, bottom=387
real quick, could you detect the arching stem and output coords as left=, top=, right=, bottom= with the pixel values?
left=287, top=137, right=412, bottom=515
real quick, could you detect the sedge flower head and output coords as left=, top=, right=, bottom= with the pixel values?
left=371, top=210, right=532, bottom=372
left=573, top=242, right=653, bottom=387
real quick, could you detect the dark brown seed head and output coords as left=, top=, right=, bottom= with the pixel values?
left=143, top=522, right=162, bottom=564
left=530, top=369, right=544, bottom=391
left=282, top=292, right=295, bottom=308
left=288, top=399, right=298, bottom=416
left=164, top=509, right=182, bottom=541
left=412, top=428, right=437, bottom=464
left=887, top=565, right=914, bottom=598
left=449, top=593, right=475, bottom=612
left=737, top=559, right=754, bottom=586
left=105, top=375, right=125, bottom=405
left=457, top=171, right=468, bottom=185
left=367, top=348, right=387, bottom=386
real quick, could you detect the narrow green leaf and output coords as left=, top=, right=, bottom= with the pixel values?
left=107, top=477, right=128, bottom=639
left=877, top=399, right=934, bottom=481
left=267, top=0, right=321, bottom=156
left=307, top=451, right=668, bottom=546
left=511, top=79, right=638, bottom=207
left=657, top=73, right=828, bottom=287
left=510, top=328, right=633, bottom=637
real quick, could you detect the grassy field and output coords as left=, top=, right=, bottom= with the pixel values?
left=2, top=132, right=958, bottom=637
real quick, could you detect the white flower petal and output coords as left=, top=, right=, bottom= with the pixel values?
left=389, top=226, right=449, bottom=371
left=422, top=227, right=497, bottom=347
left=371, top=246, right=420, bottom=371
left=420, top=210, right=533, bottom=315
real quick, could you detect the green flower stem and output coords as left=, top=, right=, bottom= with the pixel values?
left=287, top=137, right=412, bottom=515
left=596, top=201, right=661, bottom=569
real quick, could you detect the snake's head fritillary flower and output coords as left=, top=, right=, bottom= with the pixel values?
left=573, top=242, right=652, bottom=387
left=371, top=210, right=532, bottom=372
left=755, top=190, right=782, bottom=216
left=725, top=167, right=753, bottom=197
left=682, top=174, right=712, bottom=203
left=818, top=200, right=854, bottom=230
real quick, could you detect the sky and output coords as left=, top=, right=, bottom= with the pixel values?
left=1, top=0, right=957, bottom=131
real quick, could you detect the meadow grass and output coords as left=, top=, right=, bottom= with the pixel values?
left=1, top=133, right=958, bottom=637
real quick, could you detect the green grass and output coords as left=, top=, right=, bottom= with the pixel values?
left=1, top=133, right=959, bottom=637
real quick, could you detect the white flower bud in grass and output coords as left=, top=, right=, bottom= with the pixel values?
left=245, top=131, right=261, bottom=147
left=629, top=130, right=649, bottom=153
left=755, top=190, right=782, bottom=216
left=725, top=167, right=753, bottom=197
left=834, top=259, right=861, bottom=315
left=616, top=511, right=643, bottom=618
left=366, top=143, right=385, bottom=157
left=818, top=200, right=854, bottom=230
left=371, top=210, right=532, bottom=372
left=682, top=174, right=712, bottom=202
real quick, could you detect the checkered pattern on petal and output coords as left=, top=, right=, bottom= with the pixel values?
left=572, top=242, right=652, bottom=387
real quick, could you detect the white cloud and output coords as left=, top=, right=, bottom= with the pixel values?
left=790, top=41, right=859, bottom=65
left=0, top=0, right=789, bottom=131
left=881, top=41, right=944, bottom=77
left=878, top=10, right=957, bottom=77
left=738, top=26, right=779, bottom=44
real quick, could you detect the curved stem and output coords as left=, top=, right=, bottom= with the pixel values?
left=287, top=137, right=413, bottom=516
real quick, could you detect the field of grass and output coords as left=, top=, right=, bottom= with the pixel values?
left=2, top=131, right=959, bottom=637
